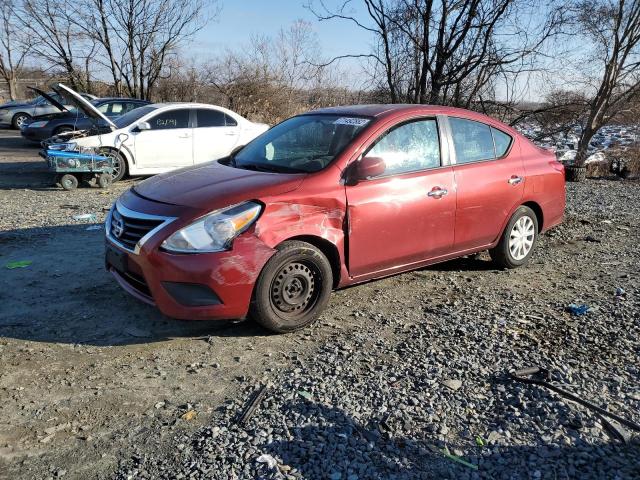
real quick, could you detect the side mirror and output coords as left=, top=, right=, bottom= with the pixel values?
left=134, top=121, right=151, bottom=132
left=357, top=156, right=386, bottom=180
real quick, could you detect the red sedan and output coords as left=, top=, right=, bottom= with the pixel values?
left=105, top=105, right=565, bottom=332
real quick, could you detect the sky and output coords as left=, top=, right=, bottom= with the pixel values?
left=188, top=0, right=582, bottom=102
left=191, top=0, right=371, bottom=71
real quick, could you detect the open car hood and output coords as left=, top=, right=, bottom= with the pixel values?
left=27, top=86, right=68, bottom=112
left=55, top=83, right=116, bottom=130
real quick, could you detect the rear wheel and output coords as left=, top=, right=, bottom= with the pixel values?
left=250, top=241, right=333, bottom=333
left=98, top=173, right=112, bottom=188
left=490, top=206, right=538, bottom=269
left=12, top=113, right=31, bottom=129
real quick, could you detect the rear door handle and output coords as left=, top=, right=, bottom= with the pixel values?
left=178, top=134, right=191, bottom=139
left=427, top=187, right=448, bottom=198
left=225, top=132, right=239, bottom=136
left=508, top=175, right=523, bottom=185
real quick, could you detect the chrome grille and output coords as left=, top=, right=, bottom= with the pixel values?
left=110, top=207, right=165, bottom=251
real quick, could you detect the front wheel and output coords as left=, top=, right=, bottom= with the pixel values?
left=99, top=149, right=126, bottom=182
left=59, top=174, right=79, bottom=190
left=490, top=206, right=538, bottom=269
left=12, top=113, right=31, bottom=129
left=250, top=240, right=333, bottom=333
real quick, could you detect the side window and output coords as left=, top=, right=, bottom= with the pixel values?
left=196, top=109, right=225, bottom=127
left=122, top=102, right=141, bottom=114
left=97, top=103, right=110, bottom=113
left=492, top=127, right=512, bottom=157
left=224, top=114, right=237, bottom=127
left=109, top=103, right=124, bottom=115
left=149, top=109, right=190, bottom=130
left=450, top=117, right=495, bottom=164
left=364, top=119, right=440, bottom=176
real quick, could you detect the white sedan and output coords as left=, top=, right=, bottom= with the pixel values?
left=47, top=84, right=269, bottom=181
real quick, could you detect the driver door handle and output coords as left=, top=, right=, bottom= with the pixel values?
left=508, top=175, right=523, bottom=185
left=178, top=133, right=191, bottom=139
left=427, top=187, right=448, bottom=198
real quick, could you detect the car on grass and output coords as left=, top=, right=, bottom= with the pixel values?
left=0, top=87, right=96, bottom=129
left=104, top=104, right=566, bottom=333
left=21, top=97, right=151, bottom=142
left=45, top=84, right=269, bottom=182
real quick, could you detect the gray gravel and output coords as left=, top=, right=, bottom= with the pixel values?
left=113, top=179, right=640, bottom=480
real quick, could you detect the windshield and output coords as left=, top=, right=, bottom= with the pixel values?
left=114, top=105, right=157, bottom=129
left=66, top=100, right=104, bottom=116
left=234, top=114, right=371, bottom=173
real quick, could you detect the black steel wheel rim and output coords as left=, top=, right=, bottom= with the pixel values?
left=270, top=261, right=321, bottom=320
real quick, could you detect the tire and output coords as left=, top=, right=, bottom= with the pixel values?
left=99, top=149, right=126, bottom=182
left=12, top=113, right=31, bottom=129
left=565, top=165, right=586, bottom=182
left=54, top=126, right=74, bottom=136
left=250, top=240, right=333, bottom=333
left=60, top=174, right=79, bottom=190
left=98, top=173, right=112, bottom=188
left=490, top=206, right=539, bottom=269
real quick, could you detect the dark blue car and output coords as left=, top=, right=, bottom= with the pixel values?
left=21, top=97, right=151, bottom=143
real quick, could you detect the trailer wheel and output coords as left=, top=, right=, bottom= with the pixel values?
left=98, top=173, right=112, bottom=189
left=60, top=174, right=79, bottom=190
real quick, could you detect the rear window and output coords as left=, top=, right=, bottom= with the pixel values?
left=492, top=127, right=512, bottom=157
left=196, top=109, right=225, bottom=127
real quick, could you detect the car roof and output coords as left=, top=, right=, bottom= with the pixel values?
left=306, top=104, right=518, bottom=134
left=94, top=97, right=150, bottom=103
left=152, top=102, right=229, bottom=109
left=308, top=103, right=489, bottom=117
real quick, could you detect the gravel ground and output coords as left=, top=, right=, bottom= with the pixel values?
left=0, top=130, right=638, bottom=479
left=113, top=181, right=639, bottom=479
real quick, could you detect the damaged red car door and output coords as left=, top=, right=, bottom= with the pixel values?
left=345, top=117, right=456, bottom=278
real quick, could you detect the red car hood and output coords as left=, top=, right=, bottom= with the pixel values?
left=133, top=162, right=305, bottom=209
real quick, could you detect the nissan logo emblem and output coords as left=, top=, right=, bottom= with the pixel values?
left=112, top=210, right=124, bottom=238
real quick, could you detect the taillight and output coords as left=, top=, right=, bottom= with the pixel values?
left=551, top=159, right=565, bottom=176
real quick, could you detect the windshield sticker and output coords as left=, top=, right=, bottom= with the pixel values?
left=334, top=117, right=370, bottom=127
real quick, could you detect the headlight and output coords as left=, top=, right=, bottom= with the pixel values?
left=161, top=202, right=262, bottom=253
left=48, top=142, right=78, bottom=152
left=28, top=120, right=48, bottom=128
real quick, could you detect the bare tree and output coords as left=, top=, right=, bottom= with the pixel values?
left=307, top=0, right=566, bottom=107
left=71, top=0, right=217, bottom=100
left=203, top=20, right=334, bottom=123
left=573, top=0, right=640, bottom=166
left=19, top=0, right=95, bottom=92
left=0, top=1, right=32, bottom=100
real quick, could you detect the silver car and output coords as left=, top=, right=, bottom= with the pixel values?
left=0, top=87, right=97, bottom=129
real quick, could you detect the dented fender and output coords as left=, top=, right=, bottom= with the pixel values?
left=251, top=176, right=350, bottom=286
